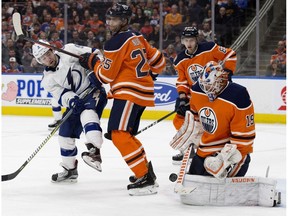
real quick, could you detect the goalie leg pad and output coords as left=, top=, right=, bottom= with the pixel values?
left=180, top=175, right=280, bottom=207
left=170, top=111, right=195, bottom=151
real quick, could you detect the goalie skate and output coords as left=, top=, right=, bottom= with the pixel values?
left=81, top=143, right=102, bottom=172
left=51, top=160, right=78, bottom=183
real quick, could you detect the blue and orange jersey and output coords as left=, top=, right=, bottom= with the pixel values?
left=190, top=81, right=255, bottom=158
left=92, top=30, right=165, bottom=107
left=174, top=41, right=236, bottom=95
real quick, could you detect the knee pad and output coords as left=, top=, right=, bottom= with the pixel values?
left=80, top=109, right=103, bottom=148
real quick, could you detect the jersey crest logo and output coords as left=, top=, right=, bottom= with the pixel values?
left=199, top=107, right=217, bottom=133
left=188, top=64, right=203, bottom=82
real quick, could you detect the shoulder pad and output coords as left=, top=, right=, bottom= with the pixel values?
left=174, top=50, right=190, bottom=66
left=104, top=31, right=135, bottom=51
left=195, top=41, right=216, bottom=55
left=220, top=82, right=252, bottom=108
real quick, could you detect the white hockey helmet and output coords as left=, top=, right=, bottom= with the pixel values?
left=32, top=40, right=51, bottom=64
left=198, top=61, right=229, bottom=102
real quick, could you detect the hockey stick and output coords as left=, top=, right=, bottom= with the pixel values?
left=174, top=144, right=196, bottom=194
left=12, top=12, right=80, bottom=59
left=2, top=87, right=96, bottom=182
left=104, top=110, right=176, bottom=140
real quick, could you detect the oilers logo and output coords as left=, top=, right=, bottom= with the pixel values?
left=188, top=64, right=203, bottom=82
left=199, top=107, right=217, bottom=133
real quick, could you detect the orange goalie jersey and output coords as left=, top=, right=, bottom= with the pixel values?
left=190, top=81, right=255, bottom=159
left=92, top=30, right=165, bottom=107
left=174, top=41, right=236, bottom=95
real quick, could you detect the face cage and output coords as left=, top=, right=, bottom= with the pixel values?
left=199, top=77, right=226, bottom=102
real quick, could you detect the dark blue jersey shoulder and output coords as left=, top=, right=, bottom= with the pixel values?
left=219, top=82, right=251, bottom=108
left=174, top=50, right=190, bottom=65
left=192, top=82, right=252, bottom=109
left=104, top=30, right=140, bottom=51
left=195, top=41, right=215, bottom=55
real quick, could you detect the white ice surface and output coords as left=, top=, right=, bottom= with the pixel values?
left=1, top=116, right=286, bottom=216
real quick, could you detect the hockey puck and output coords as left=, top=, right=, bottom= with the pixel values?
left=169, top=173, right=178, bottom=182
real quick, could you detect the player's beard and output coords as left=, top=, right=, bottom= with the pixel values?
left=108, top=19, right=128, bottom=36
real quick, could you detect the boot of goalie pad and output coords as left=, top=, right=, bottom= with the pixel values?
left=204, top=144, right=242, bottom=179
left=170, top=111, right=204, bottom=152
left=81, top=143, right=102, bottom=172
left=180, top=175, right=280, bottom=207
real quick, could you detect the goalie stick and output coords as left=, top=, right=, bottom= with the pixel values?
left=2, top=87, right=96, bottom=182
left=174, top=144, right=196, bottom=194
left=104, top=110, right=176, bottom=140
left=12, top=12, right=81, bottom=59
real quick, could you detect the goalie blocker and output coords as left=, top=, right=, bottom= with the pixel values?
left=179, top=175, right=281, bottom=207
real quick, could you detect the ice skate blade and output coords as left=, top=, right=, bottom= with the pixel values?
left=128, top=185, right=158, bottom=196
left=51, top=178, right=78, bottom=183
left=172, top=160, right=182, bottom=165
left=82, top=155, right=102, bottom=172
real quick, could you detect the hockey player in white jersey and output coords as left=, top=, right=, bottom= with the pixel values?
left=32, top=40, right=107, bottom=182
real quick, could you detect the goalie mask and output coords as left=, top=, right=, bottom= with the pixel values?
left=199, top=61, right=229, bottom=102
left=32, top=40, right=51, bottom=64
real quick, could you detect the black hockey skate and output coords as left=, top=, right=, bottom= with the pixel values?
left=81, top=143, right=102, bottom=172
left=51, top=160, right=78, bottom=183
left=48, top=120, right=61, bottom=130
left=127, top=161, right=158, bottom=196
left=172, top=152, right=184, bottom=165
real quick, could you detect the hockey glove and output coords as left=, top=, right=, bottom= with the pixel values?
left=204, top=144, right=242, bottom=179
left=69, top=96, right=85, bottom=114
left=175, top=97, right=189, bottom=116
left=79, top=53, right=100, bottom=71
left=149, top=71, right=158, bottom=81
left=87, top=71, right=102, bottom=89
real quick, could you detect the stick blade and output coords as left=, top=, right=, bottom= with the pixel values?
left=2, top=172, right=17, bottom=182
left=12, top=12, right=24, bottom=36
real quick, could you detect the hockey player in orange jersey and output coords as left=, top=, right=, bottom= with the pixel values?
left=79, top=3, right=166, bottom=195
left=172, top=26, right=237, bottom=164
left=170, top=61, right=255, bottom=179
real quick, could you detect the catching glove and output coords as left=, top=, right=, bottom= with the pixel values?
left=204, top=144, right=242, bottom=179
left=69, top=96, right=85, bottom=114
left=79, top=53, right=99, bottom=71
